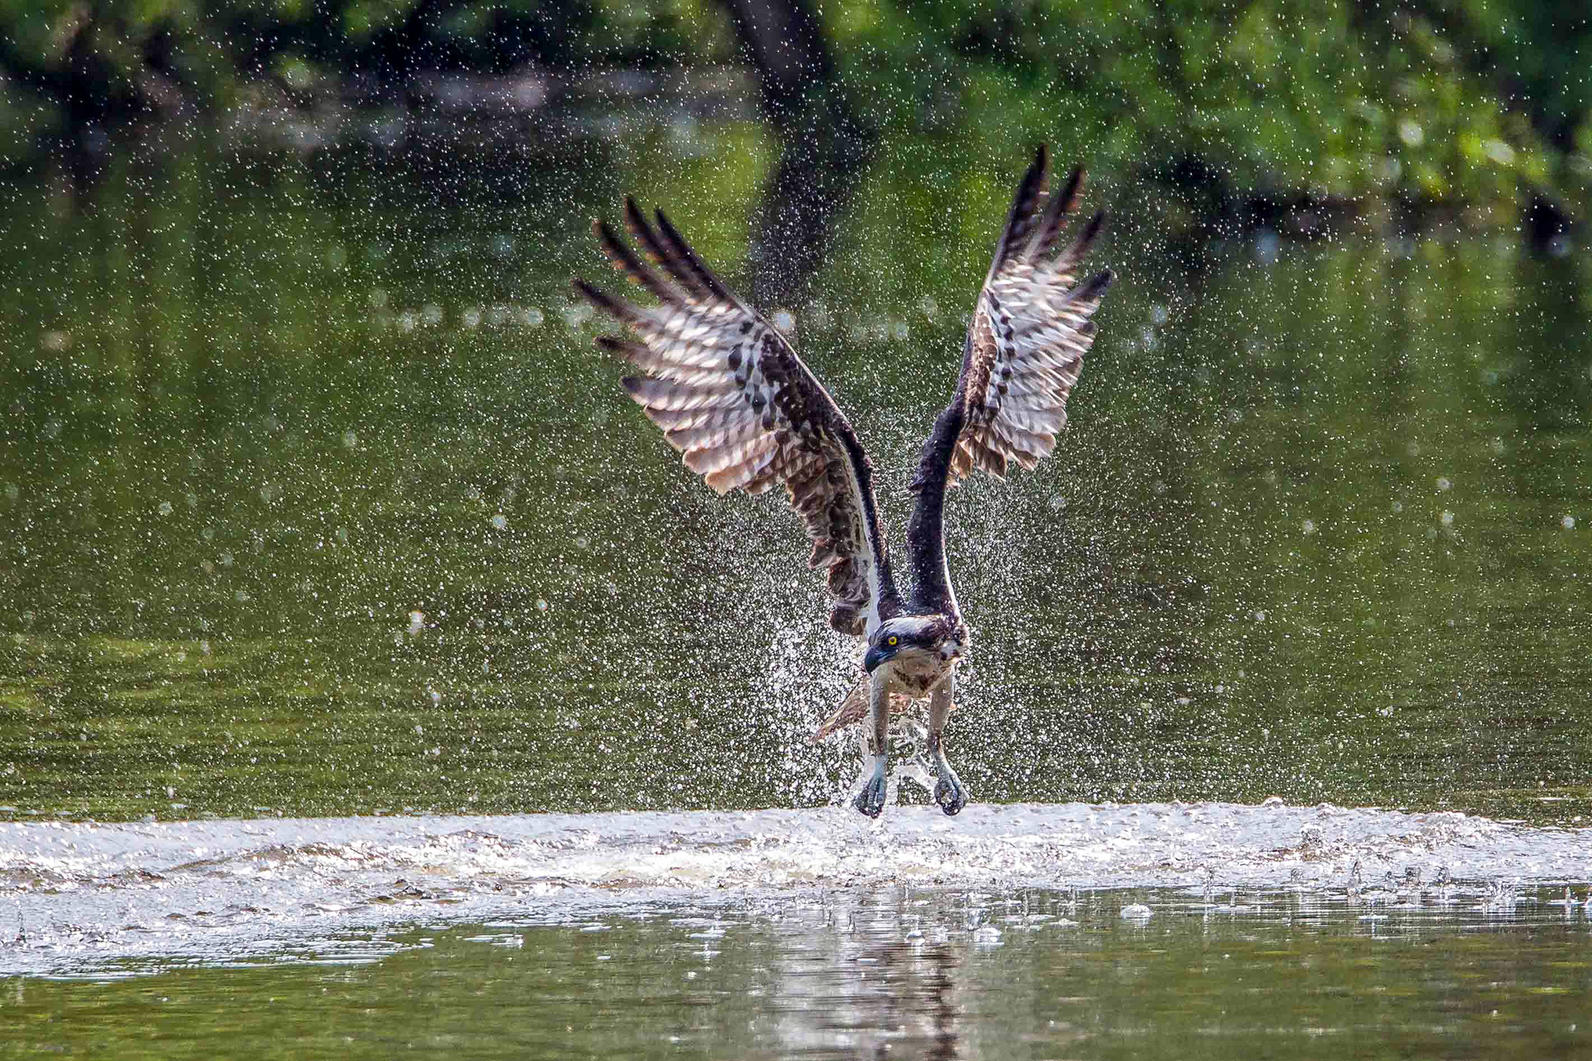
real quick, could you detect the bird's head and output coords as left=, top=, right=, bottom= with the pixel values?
left=864, top=615, right=969, bottom=673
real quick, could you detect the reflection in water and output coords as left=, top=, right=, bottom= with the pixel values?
left=777, top=902, right=963, bottom=1060
left=748, top=118, right=874, bottom=306
left=717, top=0, right=877, bottom=304
left=6, top=885, right=1592, bottom=1059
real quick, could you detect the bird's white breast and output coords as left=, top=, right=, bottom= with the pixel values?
left=885, top=653, right=956, bottom=698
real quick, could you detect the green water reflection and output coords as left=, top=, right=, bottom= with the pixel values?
left=4, top=888, right=1591, bottom=1059
left=2, top=121, right=1590, bottom=821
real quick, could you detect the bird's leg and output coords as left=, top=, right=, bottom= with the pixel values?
left=852, top=674, right=891, bottom=818
left=928, top=679, right=968, bottom=816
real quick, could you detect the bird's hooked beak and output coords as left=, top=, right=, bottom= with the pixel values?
left=863, top=642, right=893, bottom=673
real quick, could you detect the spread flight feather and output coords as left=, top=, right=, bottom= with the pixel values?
left=573, top=146, right=1112, bottom=674
left=574, top=201, right=902, bottom=636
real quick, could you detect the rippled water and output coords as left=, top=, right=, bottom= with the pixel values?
left=4, top=805, right=1592, bottom=1056
left=11, top=902, right=1592, bottom=1058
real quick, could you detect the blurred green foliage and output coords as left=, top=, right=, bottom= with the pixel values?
left=824, top=0, right=1588, bottom=221
left=0, top=1, right=1586, bottom=219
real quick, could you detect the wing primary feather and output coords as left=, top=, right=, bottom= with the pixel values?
left=593, top=218, right=679, bottom=304
left=653, top=208, right=737, bottom=305
left=1067, top=268, right=1115, bottom=306
left=1024, top=166, right=1084, bottom=262
left=571, top=278, right=638, bottom=325
left=622, top=196, right=709, bottom=299
left=1049, top=210, right=1106, bottom=277
left=594, top=334, right=651, bottom=362
left=986, top=144, right=1049, bottom=282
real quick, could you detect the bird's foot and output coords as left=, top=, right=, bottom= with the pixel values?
left=933, top=765, right=968, bottom=816
left=853, top=756, right=889, bottom=818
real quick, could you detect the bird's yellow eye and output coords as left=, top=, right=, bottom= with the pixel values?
left=887, top=636, right=898, bottom=646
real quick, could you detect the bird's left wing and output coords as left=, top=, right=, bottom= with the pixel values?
left=575, top=200, right=900, bottom=636
left=905, top=147, right=1113, bottom=614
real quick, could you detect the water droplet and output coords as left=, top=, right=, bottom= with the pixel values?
left=1254, top=229, right=1280, bottom=265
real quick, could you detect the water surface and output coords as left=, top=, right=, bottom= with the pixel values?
left=4, top=123, right=1589, bottom=822
left=3, top=802, right=1591, bottom=1059
left=2, top=112, right=1591, bottom=1057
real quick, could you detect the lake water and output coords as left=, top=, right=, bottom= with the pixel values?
left=3, top=803, right=1592, bottom=1057
left=1, top=109, right=1590, bottom=1053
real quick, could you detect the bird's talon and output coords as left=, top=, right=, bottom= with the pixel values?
left=934, top=774, right=968, bottom=816
left=853, top=773, right=888, bottom=818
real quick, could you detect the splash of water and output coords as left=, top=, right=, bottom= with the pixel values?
left=2, top=801, right=1590, bottom=975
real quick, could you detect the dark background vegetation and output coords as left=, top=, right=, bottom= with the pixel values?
left=1, top=0, right=1587, bottom=241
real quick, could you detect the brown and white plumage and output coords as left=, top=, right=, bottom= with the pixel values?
left=574, top=200, right=902, bottom=636
left=951, top=150, right=1111, bottom=482
left=575, top=146, right=1114, bottom=817
left=812, top=677, right=912, bottom=742
left=906, top=146, right=1113, bottom=619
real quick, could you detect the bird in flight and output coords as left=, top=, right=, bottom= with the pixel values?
left=574, top=146, right=1112, bottom=817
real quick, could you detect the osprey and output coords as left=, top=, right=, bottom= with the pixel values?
left=574, top=146, right=1112, bottom=818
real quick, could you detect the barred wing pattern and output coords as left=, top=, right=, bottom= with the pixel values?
left=574, top=200, right=899, bottom=636
left=952, top=148, right=1113, bottom=480
left=904, top=147, right=1112, bottom=616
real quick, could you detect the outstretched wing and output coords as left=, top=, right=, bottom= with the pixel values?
left=906, top=146, right=1113, bottom=614
left=575, top=200, right=901, bottom=635
left=953, top=146, right=1112, bottom=480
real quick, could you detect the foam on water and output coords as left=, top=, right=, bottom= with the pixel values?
left=2, top=801, right=1588, bottom=976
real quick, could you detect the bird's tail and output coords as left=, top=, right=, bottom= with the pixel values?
left=811, top=671, right=911, bottom=742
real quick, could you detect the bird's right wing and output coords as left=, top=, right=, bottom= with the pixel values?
left=951, top=146, right=1113, bottom=481
left=905, top=147, right=1113, bottom=616
left=575, top=200, right=900, bottom=636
